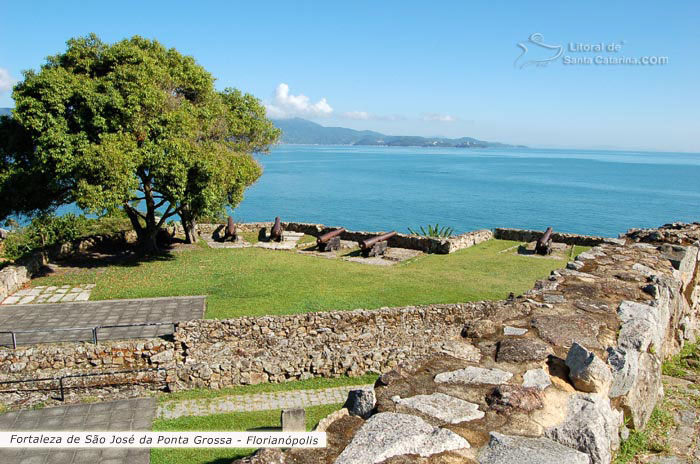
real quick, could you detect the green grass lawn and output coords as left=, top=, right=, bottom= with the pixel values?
left=150, top=403, right=342, bottom=464
left=158, top=373, right=378, bottom=405
left=31, top=239, right=581, bottom=319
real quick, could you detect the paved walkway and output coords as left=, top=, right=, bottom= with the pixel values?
left=0, top=398, right=156, bottom=464
left=0, top=296, right=206, bottom=347
left=157, top=384, right=374, bottom=420
left=2, top=284, right=95, bottom=305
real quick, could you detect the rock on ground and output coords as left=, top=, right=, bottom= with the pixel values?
left=522, top=368, right=552, bottom=390
left=392, top=392, right=484, bottom=424
left=478, top=432, right=589, bottom=464
left=343, top=389, right=376, bottom=419
left=434, top=366, right=513, bottom=385
left=496, top=338, right=553, bottom=363
left=565, top=342, right=613, bottom=395
left=334, top=412, right=470, bottom=464
left=545, top=393, right=623, bottom=464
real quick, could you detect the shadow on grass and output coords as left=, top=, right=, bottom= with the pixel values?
left=341, top=249, right=363, bottom=258
left=32, top=243, right=178, bottom=277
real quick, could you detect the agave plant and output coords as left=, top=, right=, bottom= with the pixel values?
left=408, top=224, right=455, bottom=238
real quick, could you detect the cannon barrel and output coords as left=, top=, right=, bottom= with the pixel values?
left=535, top=227, right=553, bottom=255
left=317, top=228, right=345, bottom=245
left=536, top=227, right=553, bottom=247
left=225, top=216, right=236, bottom=237
left=360, top=231, right=397, bottom=250
left=271, top=216, right=283, bottom=241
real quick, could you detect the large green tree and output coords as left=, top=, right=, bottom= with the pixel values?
left=1, top=34, right=279, bottom=251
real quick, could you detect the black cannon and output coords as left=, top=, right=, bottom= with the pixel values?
left=317, top=228, right=345, bottom=252
left=270, top=217, right=284, bottom=242
left=359, top=231, right=397, bottom=257
left=535, top=227, right=553, bottom=255
left=223, top=216, right=237, bottom=241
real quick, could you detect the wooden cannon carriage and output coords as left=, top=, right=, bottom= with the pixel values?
left=359, top=231, right=397, bottom=257
left=317, top=228, right=345, bottom=252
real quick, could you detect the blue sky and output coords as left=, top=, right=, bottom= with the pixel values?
left=1, top=1, right=698, bottom=152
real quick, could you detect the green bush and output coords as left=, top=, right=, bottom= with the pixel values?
left=1, top=213, right=132, bottom=260
left=408, top=223, right=455, bottom=238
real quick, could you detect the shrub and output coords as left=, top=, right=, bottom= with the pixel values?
left=1, top=212, right=132, bottom=260
left=408, top=224, right=455, bottom=238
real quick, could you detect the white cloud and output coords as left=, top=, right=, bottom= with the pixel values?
left=265, top=83, right=333, bottom=118
left=422, top=113, right=458, bottom=123
left=340, top=111, right=408, bottom=121
left=341, top=111, right=370, bottom=120
left=0, top=68, right=16, bottom=94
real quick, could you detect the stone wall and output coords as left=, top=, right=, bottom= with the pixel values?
left=625, top=221, right=700, bottom=246
left=0, top=338, right=175, bottom=381
left=0, top=338, right=176, bottom=406
left=493, top=227, right=615, bottom=246
left=235, top=224, right=700, bottom=464
left=0, top=252, right=47, bottom=302
left=194, top=221, right=493, bottom=254
left=2, top=222, right=700, bottom=464
left=172, top=302, right=506, bottom=389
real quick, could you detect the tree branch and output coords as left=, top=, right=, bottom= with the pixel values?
left=156, top=205, right=176, bottom=228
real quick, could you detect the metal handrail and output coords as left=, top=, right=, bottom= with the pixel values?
left=0, top=321, right=177, bottom=349
left=0, top=367, right=168, bottom=401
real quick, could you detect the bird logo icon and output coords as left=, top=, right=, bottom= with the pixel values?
left=514, top=33, right=563, bottom=69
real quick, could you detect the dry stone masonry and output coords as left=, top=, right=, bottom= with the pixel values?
left=1, top=222, right=699, bottom=464
left=191, top=221, right=493, bottom=254
left=233, top=222, right=700, bottom=464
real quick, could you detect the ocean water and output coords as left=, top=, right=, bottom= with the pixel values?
left=229, top=145, right=700, bottom=237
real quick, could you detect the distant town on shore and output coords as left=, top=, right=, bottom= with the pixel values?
left=272, top=117, right=526, bottom=148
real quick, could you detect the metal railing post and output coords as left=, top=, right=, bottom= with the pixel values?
left=92, top=327, right=98, bottom=344
left=11, top=332, right=17, bottom=350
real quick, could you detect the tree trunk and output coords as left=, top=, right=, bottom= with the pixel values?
left=124, top=174, right=176, bottom=254
left=179, top=206, right=197, bottom=244
left=124, top=204, right=161, bottom=254
left=140, top=226, right=161, bottom=254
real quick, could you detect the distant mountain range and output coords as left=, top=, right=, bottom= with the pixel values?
left=273, top=118, right=525, bottom=148
left=0, top=109, right=522, bottom=148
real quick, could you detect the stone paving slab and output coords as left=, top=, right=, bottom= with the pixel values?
left=254, top=232, right=305, bottom=250
left=2, top=285, right=95, bottom=306
left=0, top=296, right=206, bottom=347
left=0, top=398, right=156, bottom=464
left=343, top=247, right=423, bottom=266
left=205, top=240, right=252, bottom=249
left=157, top=384, right=374, bottom=420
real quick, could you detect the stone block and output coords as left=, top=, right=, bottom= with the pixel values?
left=545, top=393, right=623, bottom=464
left=334, top=413, right=470, bottom=464
left=343, top=389, right=376, bottom=419
left=522, top=368, right=552, bottom=390
left=281, top=408, right=306, bottom=432
left=434, top=366, right=512, bottom=385
left=496, top=338, right=553, bottom=363
left=391, top=392, right=484, bottom=424
left=479, top=432, right=589, bottom=464
left=565, top=342, right=613, bottom=395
